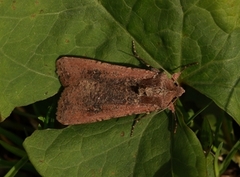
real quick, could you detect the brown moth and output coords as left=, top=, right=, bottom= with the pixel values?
left=56, top=54, right=185, bottom=125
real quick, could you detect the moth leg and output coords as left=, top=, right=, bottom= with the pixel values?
left=131, top=41, right=155, bottom=70
left=172, top=112, right=178, bottom=133
left=130, top=114, right=146, bottom=136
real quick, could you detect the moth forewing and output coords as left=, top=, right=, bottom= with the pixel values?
left=56, top=57, right=185, bottom=125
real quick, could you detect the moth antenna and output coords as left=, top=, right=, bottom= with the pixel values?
left=172, top=62, right=198, bottom=82
left=180, top=62, right=198, bottom=72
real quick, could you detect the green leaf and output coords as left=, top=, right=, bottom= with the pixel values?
left=0, top=127, right=23, bottom=147
left=181, top=1, right=240, bottom=124
left=0, top=140, right=26, bottom=157
left=214, top=142, right=223, bottom=177
left=4, top=155, right=29, bottom=177
left=198, top=118, right=213, bottom=154
left=1, top=0, right=239, bottom=123
left=219, top=140, right=240, bottom=175
left=206, top=153, right=215, bottom=177
left=1, top=0, right=240, bottom=176
left=24, top=112, right=206, bottom=176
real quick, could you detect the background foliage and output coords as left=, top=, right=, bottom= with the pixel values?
left=1, top=0, right=240, bottom=176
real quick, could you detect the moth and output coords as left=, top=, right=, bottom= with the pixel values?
left=56, top=43, right=185, bottom=125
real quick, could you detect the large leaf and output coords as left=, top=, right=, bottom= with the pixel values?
left=1, top=0, right=239, bottom=176
left=1, top=0, right=239, bottom=122
left=24, top=112, right=206, bottom=177
left=181, top=1, right=240, bottom=123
